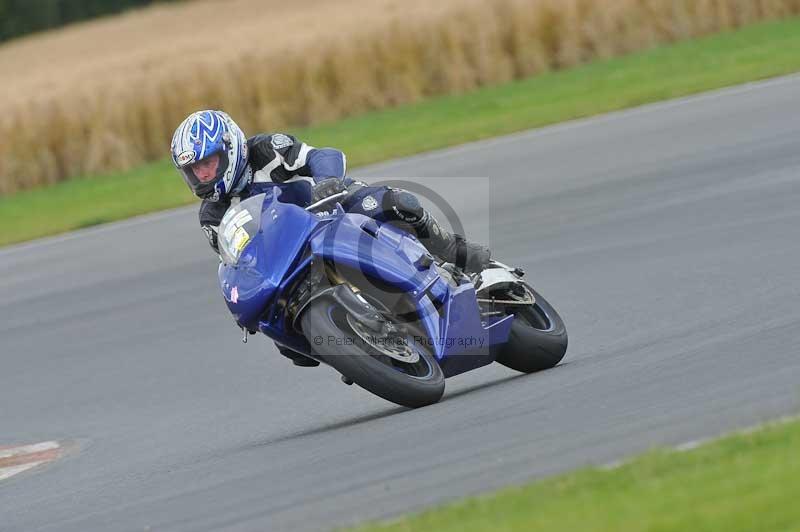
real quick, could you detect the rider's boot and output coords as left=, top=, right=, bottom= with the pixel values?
left=410, top=212, right=491, bottom=274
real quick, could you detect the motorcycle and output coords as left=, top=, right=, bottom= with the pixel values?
left=217, top=187, right=567, bottom=408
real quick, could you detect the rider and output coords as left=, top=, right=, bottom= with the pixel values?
left=171, top=110, right=492, bottom=274
left=172, top=110, right=492, bottom=366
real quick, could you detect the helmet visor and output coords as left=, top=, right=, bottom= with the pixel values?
left=180, top=151, right=230, bottom=197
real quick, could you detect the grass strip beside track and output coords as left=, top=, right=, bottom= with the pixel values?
left=4, top=17, right=800, bottom=247
left=348, top=418, right=800, bottom=532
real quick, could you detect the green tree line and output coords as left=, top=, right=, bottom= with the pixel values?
left=0, top=0, right=178, bottom=43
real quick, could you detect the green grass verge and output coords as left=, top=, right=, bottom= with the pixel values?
left=5, top=17, right=800, bottom=246
left=348, top=418, right=800, bottom=532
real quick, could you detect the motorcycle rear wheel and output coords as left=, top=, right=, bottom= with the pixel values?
left=494, top=287, right=568, bottom=373
left=301, top=298, right=445, bottom=408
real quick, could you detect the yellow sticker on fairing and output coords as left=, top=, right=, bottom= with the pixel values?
left=231, top=227, right=251, bottom=253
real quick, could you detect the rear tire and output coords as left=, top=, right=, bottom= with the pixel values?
left=301, top=298, right=445, bottom=408
left=495, top=287, right=567, bottom=373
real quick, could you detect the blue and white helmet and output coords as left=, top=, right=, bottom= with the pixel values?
left=170, top=110, right=249, bottom=200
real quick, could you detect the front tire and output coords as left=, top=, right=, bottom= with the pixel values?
left=495, top=287, right=568, bottom=373
left=301, top=298, right=445, bottom=408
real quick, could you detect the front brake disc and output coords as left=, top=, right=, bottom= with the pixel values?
left=346, top=315, right=420, bottom=363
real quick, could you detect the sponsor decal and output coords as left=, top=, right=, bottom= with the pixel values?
left=224, top=209, right=253, bottom=230
left=231, top=286, right=239, bottom=304
left=222, top=209, right=254, bottom=255
left=361, top=195, right=378, bottom=211
left=270, top=134, right=294, bottom=151
left=236, top=210, right=253, bottom=224
left=231, top=227, right=250, bottom=253
left=177, top=150, right=196, bottom=166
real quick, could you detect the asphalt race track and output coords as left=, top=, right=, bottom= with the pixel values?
left=2, top=75, right=799, bottom=531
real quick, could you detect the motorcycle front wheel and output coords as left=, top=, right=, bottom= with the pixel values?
left=301, top=298, right=445, bottom=408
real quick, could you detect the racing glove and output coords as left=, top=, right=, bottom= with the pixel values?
left=311, top=177, right=348, bottom=203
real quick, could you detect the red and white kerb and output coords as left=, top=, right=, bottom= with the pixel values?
left=0, top=441, right=62, bottom=481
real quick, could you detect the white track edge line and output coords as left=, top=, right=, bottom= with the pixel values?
left=601, top=414, right=800, bottom=470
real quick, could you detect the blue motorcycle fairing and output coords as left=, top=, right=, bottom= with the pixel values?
left=307, top=213, right=514, bottom=365
left=308, top=214, right=440, bottom=296
left=217, top=187, right=516, bottom=378
left=219, top=193, right=324, bottom=331
left=436, top=283, right=514, bottom=376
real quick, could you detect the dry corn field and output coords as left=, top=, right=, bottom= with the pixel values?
left=2, top=0, right=800, bottom=194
